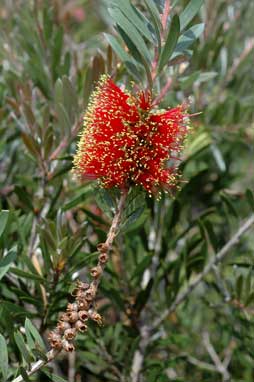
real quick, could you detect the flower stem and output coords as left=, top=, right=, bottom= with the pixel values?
left=12, top=189, right=129, bottom=382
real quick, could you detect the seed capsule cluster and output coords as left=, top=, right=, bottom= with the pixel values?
left=48, top=245, right=108, bottom=352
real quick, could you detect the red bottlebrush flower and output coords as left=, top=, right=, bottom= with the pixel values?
left=73, top=75, right=189, bottom=194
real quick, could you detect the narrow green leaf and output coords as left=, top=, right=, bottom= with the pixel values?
left=42, top=369, right=68, bottom=382
left=180, top=0, right=204, bottom=31
left=144, top=0, right=161, bottom=29
left=211, top=144, right=226, bottom=172
left=32, top=349, right=48, bottom=362
left=246, top=189, right=254, bottom=212
left=0, top=249, right=17, bottom=280
left=104, top=34, right=142, bottom=81
left=21, top=132, right=40, bottom=159
left=131, top=255, right=153, bottom=281
left=236, top=275, right=244, bottom=300
left=0, top=210, right=9, bottom=238
left=62, top=185, right=93, bottom=211
left=0, top=334, right=8, bottom=381
left=19, top=367, right=32, bottom=382
left=174, top=23, right=204, bottom=54
left=158, top=15, right=180, bottom=72
left=111, top=0, right=153, bottom=43
left=109, top=7, right=151, bottom=64
left=14, top=331, right=33, bottom=364
left=10, top=268, right=45, bottom=283
left=25, top=318, right=45, bottom=350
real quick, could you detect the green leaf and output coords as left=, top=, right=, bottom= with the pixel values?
left=180, top=0, right=204, bottom=31
left=10, top=268, right=45, bottom=283
left=220, top=193, right=238, bottom=218
left=109, top=7, right=152, bottom=64
left=236, top=275, right=244, bottom=300
left=0, top=210, right=9, bottom=238
left=0, top=249, right=17, bottom=280
left=14, top=331, right=33, bottom=364
left=42, top=369, right=68, bottom=382
left=62, top=186, right=93, bottom=211
left=25, top=318, right=45, bottom=350
left=131, top=254, right=153, bottom=281
left=111, top=0, right=153, bottom=43
left=246, top=189, right=254, bottom=212
left=174, top=23, right=204, bottom=55
left=19, top=367, right=32, bottom=382
left=104, top=34, right=142, bottom=81
left=32, top=349, right=48, bottom=362
left=144, top=0, right=162, bottom=48
left=211, top=144, right=226, bottom=172
left=134, top=279, right=154, bottom=314
left=0, top=334, right=8, bottom=381
left=158, top=15, right=180, bottom=72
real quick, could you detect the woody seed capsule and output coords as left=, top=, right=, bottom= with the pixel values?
left=59, top=312, right=70, bottom=322
left=97, top=243, right=109, bottom=252
left=64, top=328, right=76, bottom=341
left=67, top=303, right=78, bottom=312
left=99, top=253, right=108, bottom=264
left=62, top=340, right=75, bottom=352
left=78, top=310, right=89, bottom=322
left=48, top=331, right=62, bottom=349
left=90, top=265, right=102, bottom=278
left=67, top=311, right=79, bottom=323
left=77, top=281, right=90, bottom=290
left=77, top=299, right=90, bottom=310
left=84, top=289, right=95, bottom=302
left=89, top=311, right=103, bottom=325
left=57, top=321, right=71, bottom=333
left=75, top=320, right=88, bottom=332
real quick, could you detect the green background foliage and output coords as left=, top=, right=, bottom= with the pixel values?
left=0, top=0, right=254, bottom=381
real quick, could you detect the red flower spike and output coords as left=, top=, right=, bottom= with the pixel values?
left=73, top=75, right=189, bottom=195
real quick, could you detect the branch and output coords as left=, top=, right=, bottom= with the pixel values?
left=152, top=213, right=254, bottom=330
left=12, top=349, right=59, bottom=382
left=49, top=116, right=83, bottom=161
left=202, top=332, right=230, bottom=381
left=11, top=189, right=128, bottom=382
left=130, top=214, right=254, bottom=380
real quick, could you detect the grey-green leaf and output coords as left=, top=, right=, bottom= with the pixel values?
left=180, top=0, right=204, bottom=31
left=0, top=210, right=9, bottom=238
left=0, top=334, right=8, bottom=381
left=25, top=318, right=45, bottom=350
left=14, top=331, right=34, bottom=364
left=0, top=249, right=17, bottom=280
left=158, top=15, right=180, bottom=71
left=109, top=7, right=151, bottom=64
left=111, top=0, right=153, bottom=43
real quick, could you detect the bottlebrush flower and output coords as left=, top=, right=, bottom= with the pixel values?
left=73, top=75, right=189, bottom=194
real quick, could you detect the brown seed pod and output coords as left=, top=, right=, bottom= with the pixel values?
left=90, top=265, right=102, bottom=279
left=76, top=290, right=87, bottom=299
left=75, top=320, right=88, bottom=332
left=99, top=253, right=109, bottom=264
left=48, top=331, right=62, bottom=349
left=78, top=310, right=89, bottom=322
left=59, top=312, right=70, bottom=322
left=89, top=311, right=103, bottom=325
left=77, top=281, right=90, bottom=290
left=97, top=243, right=109, bottom=253
left=83, top=289, right=95, bottom=302
left=57, top=321, right=71, bottom=333
left=67, top=311, right=79, bottom=323
left=77, top=299, right=90, bottom=310
left=62, top=340, right=75, bottom=352
left=67, top=303, right=78, bottom=312
left=64, top=328, right=76, bottom=341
